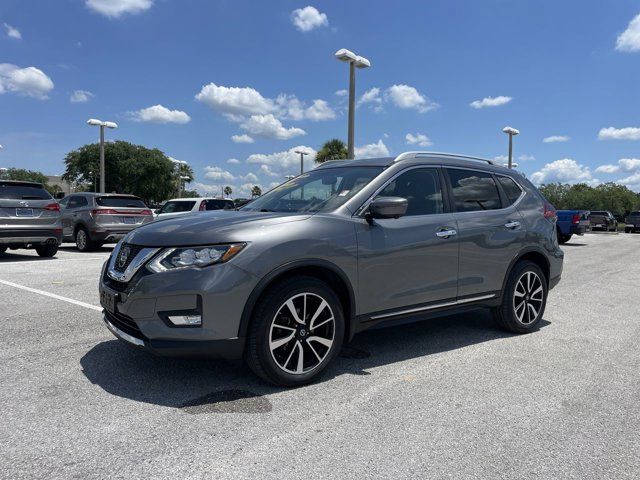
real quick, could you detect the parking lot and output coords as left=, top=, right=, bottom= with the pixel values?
left=1, top=233, right=639, bottom=479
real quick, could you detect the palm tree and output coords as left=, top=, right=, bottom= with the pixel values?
left=316, top=139, right=348, bottom=164
left=251, top=185, right=262, bottom=198
left=223, top=186, right=232, bottom=198
left=178, top=163, right=194, bottom=183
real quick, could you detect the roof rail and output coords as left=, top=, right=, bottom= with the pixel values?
left=393, top=151, right=497, bottom=166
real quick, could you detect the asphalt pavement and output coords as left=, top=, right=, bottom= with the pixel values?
left=1, top=233, right=639, bottom=479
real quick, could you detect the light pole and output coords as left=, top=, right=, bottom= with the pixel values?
left=87, top=119, right=118, bottom=193
left=294, top=150, right=309, bottom=175
left=335, top=48, right=371, bottom=159
left=170, top=157, right=188, bottom=198
left=502, top=126, right=520, bottom=169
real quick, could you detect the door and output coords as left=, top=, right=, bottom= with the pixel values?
left=355, top=167, right=459, bottom=316
left=445, top=168, right=527, bottom=299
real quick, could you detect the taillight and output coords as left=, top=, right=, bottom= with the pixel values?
left=199, top=200, right=206, bottom=211
left=140, top=209, right=153, bottom=215
left=91, top=209, right=118, bottom=215
left=44, top=202, right=60, bottom=212
left=572, top=214, right=580, bottom=224
left=543, top=202, right=557, bottom=222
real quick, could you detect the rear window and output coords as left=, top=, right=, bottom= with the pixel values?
left=0, top=182, right=52, bottom=200
left=591, top=211, right=606, bottom=216
left=96, top=196, right=146, bottom=208
left=158, top=200, right=196, bottom=214
left=205, top=199, right=235, bottom=210
left=629, top=212, right=640, bottom=219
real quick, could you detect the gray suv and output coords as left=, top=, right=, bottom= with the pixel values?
left=0, top=180, right=62, bottom=257
left=99, top=152, right=564, bottom=386
left=59, top=193, right=153, bottom=251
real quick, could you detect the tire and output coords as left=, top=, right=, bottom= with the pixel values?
left=245, top=275, right=345, bottom=387
left=492, top=260, right=547, bottom=334
left=0, top=247, right=6, bottom=254
left=625, top=228, right=632, bottom=234
left=75, top=226, right=96, bottom=252
left=558, top=233, right=571, bottom=244
left=35, top=244, right=58, bottom=258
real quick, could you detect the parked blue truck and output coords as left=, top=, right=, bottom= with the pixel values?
left=556, top=210, right=591, bottom=244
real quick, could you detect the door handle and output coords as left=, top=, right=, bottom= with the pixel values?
left=436, top=228, right=457, bottom=238
left=504, top=221, right=521, bottom=229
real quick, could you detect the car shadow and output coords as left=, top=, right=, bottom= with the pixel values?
left=0, top=251, right=57, bottom=262
left=59, top=245, right=114, bottom=253
left=81, top=309, right=550, bottom=413
left=561, top=243, right=587, bottom=247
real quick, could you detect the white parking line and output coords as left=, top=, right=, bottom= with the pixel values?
left=0, top=257, right=106, bottom=264
left=0, top=279, right=102, bottom=312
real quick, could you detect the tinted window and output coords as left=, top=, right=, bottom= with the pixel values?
left=205, top=199, right=234, bottom=210
left=497, top=175, right=523, bottom=205
left=96, top=196, right=146, bottom=208
left=0, top=182, right=51, bottom=200
left=67, top=196, right=87, bottom=209
left=158, top=201, right=196, bottom=214
left=377, top=168, right=443, bottom=216
left=447, top=169, right=502, bottom=212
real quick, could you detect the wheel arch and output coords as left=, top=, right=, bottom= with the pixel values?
left=238, top=259, right=357, bottom=343
left=502, top=248, right=551, bottom=292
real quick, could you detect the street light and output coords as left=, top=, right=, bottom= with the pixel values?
left=294, top=150, right=309, bottom=175
left=87, top=118, right=118, bottom=193
left=502, top=126, right=519, bottom=169
left=335, top=48, right=370, bottom=159
left=170, top=157, right=188, bottom=198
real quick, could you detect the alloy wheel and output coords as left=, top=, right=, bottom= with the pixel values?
left=269, top=292, right=335, bottom=375
left=512, top=271, right=544, bottom=325
left=76, top=230, right=87, bottom=250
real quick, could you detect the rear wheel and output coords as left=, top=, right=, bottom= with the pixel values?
left=492, top=260, right=547, bottom=334
left=75, top=226, right=96, bottom=252
left=625, top=228, right=632, bottom=234
left=557, top=231, right=572, bottom=244
left=35, top=244, right=58, bottom=258
left=246, top=276, right=345, bottom=387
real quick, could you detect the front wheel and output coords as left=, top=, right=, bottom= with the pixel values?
left=75, top=227, right=96, bottom=252
left=35, top=244, right=58, bottom=257
left=245, top=276, right=345, bottom=387
left=492, top=260, right=547, bottom=334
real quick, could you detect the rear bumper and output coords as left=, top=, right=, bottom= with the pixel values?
left=103, top=311, right=245, bottom=359
left=569, top=224, right=588, bottom=235
left=0, top=228, right=62, bottom=246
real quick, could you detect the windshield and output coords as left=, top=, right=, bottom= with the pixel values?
left=159, top=200, right=196, bottom=214
left=241, top=166, right=384, bottom=213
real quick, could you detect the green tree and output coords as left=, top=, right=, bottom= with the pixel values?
left=251, top=185, right=262, bottom=198
left=3, top=168, right=49, bottom=184
left=223, top=186, right=233, bottom=198
left=62, top=141, right=176, bottom=203
left=181, top=189, right=200, bottom=198
left=316, top=139, right=348, bottom=164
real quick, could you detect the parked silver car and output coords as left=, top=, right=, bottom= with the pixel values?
left=99, top=152, right=564, bottom=386
left=0, top=180, right=62, bottom=257
left=59, top=193, right=153, bottom=251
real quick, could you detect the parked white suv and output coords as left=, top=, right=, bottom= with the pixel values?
left=154, top=198, right=235, bottom=220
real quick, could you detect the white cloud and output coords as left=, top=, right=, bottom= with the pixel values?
left=70, top=90, right=94, bottom=103
left=530, top=159, right=596, bottom=185
left=358, top=87, right=382, bottom=107
left=129, top=104, right=190, bottom=124
left=494, top=155, right=508, bottom=164
left=231, top=134, right=254, bottom=144
left=618, top=172, right=640, bottom=191
left=243, top=172, right=259, bottom=183
left=304, top=99, right=336, bottom=120
left=595, top=158, right=640, bottom=174
left=543, top=135, right=570, bottom=143
left=4, top=23, right=21, bottom=40
left=195, top=83, right=274, bottom=117
left=227, top=158, right=241, bottom=165
left=335, top=89, right=348, bottom=96
left=240, top=114, right=305, bottom=140
left=470, top=95, right=512, bottom=109
left=355, top=140, right=390, bottom=159
left=247, top=146, right=317, bottom=177
left=85, top=0, right=153, bottom=18
left=0, top=64, right=54, bottom=99
left=385, top=84, right=438, bottom=113
left=204, top=166, right=235, bottom=182
left=518, top=154, right=535, bottom=161
left=598, top=127, right=640, bottom=140
left=616, top=13, right=640, bottom=52
left=405, top=133, right=433, bottom=147
left=290, top=6, right=328, bottom=32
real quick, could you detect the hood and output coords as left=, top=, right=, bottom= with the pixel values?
left=125, top=210, right=311, bottom=247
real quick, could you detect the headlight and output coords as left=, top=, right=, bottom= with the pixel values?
left=147, top=243, right=246, bottom=272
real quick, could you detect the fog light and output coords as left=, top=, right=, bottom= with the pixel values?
left=168, top=314, right=202, bottom=326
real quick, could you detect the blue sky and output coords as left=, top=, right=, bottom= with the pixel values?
left=2, top=0, right=640, bottom=197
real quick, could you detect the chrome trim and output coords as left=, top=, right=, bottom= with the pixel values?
left=369, top=293, right=497, bottom=321
left=436, top=229, right=457, bottom=238
left=107, top=242, right=160, bottom=282
left=103, top=313, right=145, bottom=346
left=504, top=221, right=521, bottom=229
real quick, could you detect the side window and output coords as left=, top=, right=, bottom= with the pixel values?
left=376, top=168, right=443, bottom=216
left=58, top=197, right=69, bottom=209
left=497, top=175, right=523, bottom=206
left=67, top=196, right=80, bottom=209
left=76, top=196, right=89, bottom=208
left=446, top=169, right=502, bottom=212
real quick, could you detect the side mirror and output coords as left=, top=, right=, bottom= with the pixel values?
left=366, top=197, right=408, bottom=223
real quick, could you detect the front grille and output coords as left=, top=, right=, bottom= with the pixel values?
left=113, top=243, right=145, bottom=273
left=105, top=310, right=145, bottom=340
